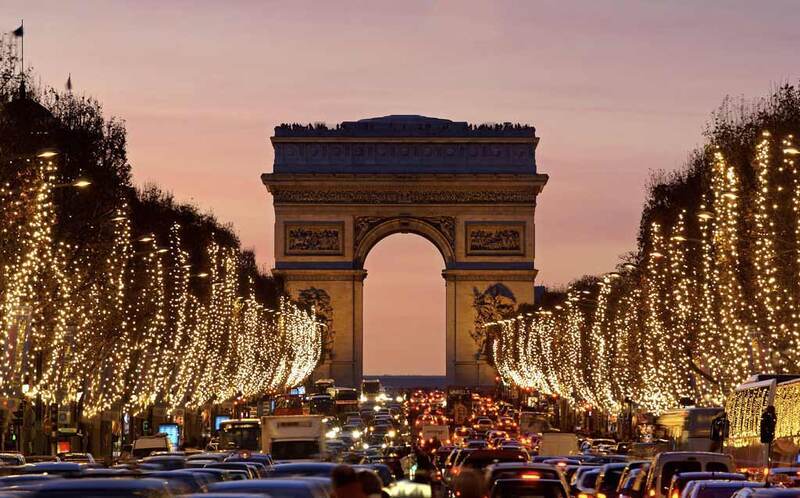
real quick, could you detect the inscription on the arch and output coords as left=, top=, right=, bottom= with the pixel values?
left=285, top=222, right=344, bottom=255
left=465, top=222, right=525, bottom=256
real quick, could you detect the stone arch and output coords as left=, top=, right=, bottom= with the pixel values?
left=353, top=216, right=455, bottom=270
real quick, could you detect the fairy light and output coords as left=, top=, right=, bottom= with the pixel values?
left=0, top=151, right=324, bottom=419
left=494, top=128, right=800, bottom=414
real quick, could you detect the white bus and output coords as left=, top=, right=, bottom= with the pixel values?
left=656, top=407, right=723, bottom=452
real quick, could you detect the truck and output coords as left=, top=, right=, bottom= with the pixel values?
left=538, top=432, right=579, bottom=456
left=261, top=415, right=326, bottom=461
left=725, top=374, right=800, bottom=471
left=420, top=424, right=450, bottom=443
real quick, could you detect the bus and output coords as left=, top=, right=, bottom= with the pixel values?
left=726, top=374, right=800, bottom=470
left=335, top=387, right=359, bottom=415
left=219, top=418, right=261, bottom=451
left=656, top=407, right=723, bottom=452
left=314, top=378, right=336, bottom=397
left=361, top=379, right=382, bottom=403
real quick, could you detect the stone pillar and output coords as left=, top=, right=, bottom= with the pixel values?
left=444, top=269, right=537, bottom=387
left=278, top=269, right=366, bottom=388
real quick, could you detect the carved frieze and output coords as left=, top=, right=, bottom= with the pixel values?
left=354, top=216, right=456, bottom=251
left=271, top=189, right=537, bottom=205
left=285, top=222, right=344, bottom=255
left=465, top=222, right=525, bottom=256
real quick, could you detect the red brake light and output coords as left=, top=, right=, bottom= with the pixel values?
left=522, top=473, right=541, bottom=480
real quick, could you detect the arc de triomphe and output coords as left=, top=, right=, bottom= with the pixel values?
left=262, top=115, right=548, bottom=387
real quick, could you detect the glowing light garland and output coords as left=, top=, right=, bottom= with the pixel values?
left=0, top=154, right=323, bottom=417
left=493, top=130, right=800, bottom=414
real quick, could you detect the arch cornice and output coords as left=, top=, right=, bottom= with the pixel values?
left=353, top=216, right=455, bottom=269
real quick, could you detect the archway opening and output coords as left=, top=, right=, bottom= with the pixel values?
left=363, top=233, right=446, bottom=376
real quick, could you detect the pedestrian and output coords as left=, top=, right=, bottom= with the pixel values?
left=358, top=470, right=389, bottom=498
left=332, top=465, right=367, bottom=498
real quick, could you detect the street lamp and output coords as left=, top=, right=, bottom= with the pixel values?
left=36, top=149, right=59, bottom=159
left=697, top=210, right=715, bottom=221
left=53, top=178, right=91, bottom=189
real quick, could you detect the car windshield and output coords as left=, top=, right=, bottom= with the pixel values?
left=492, top=481, right=566, bottom=498
left=662, top=462, right=702, bottom=493
left=601, top=468, right=625, bottom=490
left=696, top=486, right=751, bottom=498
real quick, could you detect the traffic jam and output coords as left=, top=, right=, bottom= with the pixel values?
left=0, top=376, right=798, bottom=498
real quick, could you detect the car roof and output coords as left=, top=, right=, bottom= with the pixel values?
left=210, top=479, right=315, bottom=489
left=487, top=462, right=559, bottom=471
left=33, top=477, right=169, bottom=490
left=695, top=481, right=764, bottom=488
left=492, top=478, right=566, bottom=488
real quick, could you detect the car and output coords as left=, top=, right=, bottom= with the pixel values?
left=27, top=477, right=173, bottom=497
left=140, top=455, right=185, bottom=470
left=686, top=481, right=764, bottom=498
left=268, top=462, right=339, bottom=477
left=491, top=478, right=569, bottom=498
left=466, top=439, right=489, bottom=449
left=224, top=452, right=273, bottom=468
left=572, top=467, right=602, bottom=498
left=204, top=462, right=260, bottom=479
left=457, top=449, right=529, bottom=472
left=484, top=462, right=567, bottom=491
left=0, top=473, right=61, bottom=487
left=57, top=452, right=95, bottom=463
left=183, top=467, right=233, bottom=483
left=0, top=454, right=24, bottom=466
left=208, top=478, right=328, bottom=498
left=187, top=452, right=230, bottom=462
left=767, top=468, right=800, bottom=487
left=145, top=470, right=209, bottom=493
left=733, top=490, right=800, bottom=498
left=667, top=472, right=747, bottom=498
left=24, top=455, right=59, bottom=463
left=618, top=468, right=646, bottom=498
left=644, top=452, right=734, bottom=498
left=19, top=462, right=85, bottom=476
left=595, top=463, right=630, bottom=498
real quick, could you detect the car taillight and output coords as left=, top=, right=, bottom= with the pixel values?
left=522, top=473, right=541, bottom=480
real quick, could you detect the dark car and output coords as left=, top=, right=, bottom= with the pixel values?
left=145, top=470, right=208, bottom=493
left=0, top=474, right=60, bottom=487
left=141, top=455, right=185, bottom=470
left=268, top=462, right=339, bottom=478
left=224, top=452, right=274, bottom=468
left=596, top=463, right=630, bottom=498
left=619, top=469, right=647, bottom=498
left=667, top=473, right=747, bottom=498
left=459, top=449, right=529, bottom=471
left=27, top=477, right=172, bottom=497
left=208, top=478, right=326, bottom=498
left=491, top=478, right=569, bottom=498
left=485, top=462, right=567, bottom=490
left=19, top=462, right=85, bottom=476
left=572, top=467, right=602, bottom=498
left=204, top=462, right=258, bottom=479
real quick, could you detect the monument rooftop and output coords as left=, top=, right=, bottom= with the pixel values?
left=270, top=114, right=540, bottom=174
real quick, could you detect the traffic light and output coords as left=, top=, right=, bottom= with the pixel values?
left=760, top=406, right=777, bottom=444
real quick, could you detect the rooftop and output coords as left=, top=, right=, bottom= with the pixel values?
left=274, top=114, right=536, bottom=138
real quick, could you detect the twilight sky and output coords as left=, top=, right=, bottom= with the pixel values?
left=5, top=1, right=799, bottom=374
